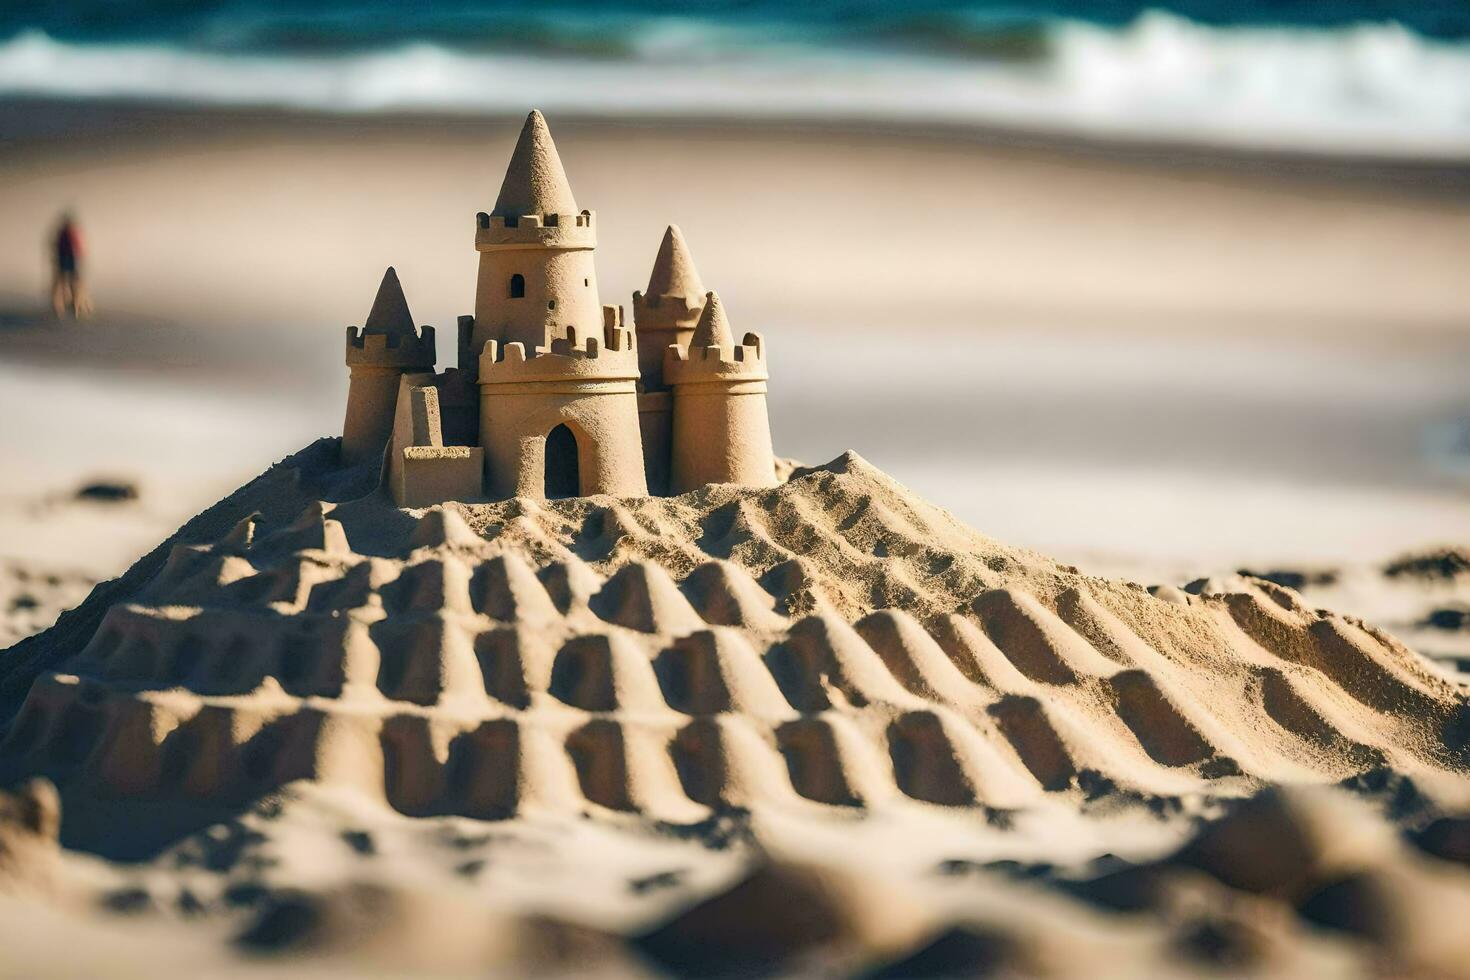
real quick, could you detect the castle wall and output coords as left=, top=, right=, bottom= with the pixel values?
left=637, top=391, right=673, bottom=495
left=477, top=325, right=647, bottom=500
left=433, top=368, right=480, bottom=447
left=670, top=379, right=777, bottom=493
left=479, top=382, right=647, bottom=499
left=386, top=376, right=484, bottom=508
left=343, top=365, right=408, bottom=464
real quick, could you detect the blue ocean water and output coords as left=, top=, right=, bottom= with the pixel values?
left=6, top=2, right=1470, bottom=50
left=2, top=2, right=1468, bottom=157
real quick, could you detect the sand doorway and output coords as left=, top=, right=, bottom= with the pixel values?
left=544, top=424, right=580, bottom=499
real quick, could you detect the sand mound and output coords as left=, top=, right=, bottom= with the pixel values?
left=1, top=445, right=1467, bottom=841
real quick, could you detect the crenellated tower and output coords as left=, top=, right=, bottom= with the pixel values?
left=664, top=291, right=777, bottom=493
left=477, top=308, right=646, bottom=500
left=473, top=113, right=647, bottom=500
left=632, top=224, right=707, bottom=493
left=471, top=111, right=601, bottom=359
left=342, top=267, right=436, bottom=464
left=632, top=225, right=706, bottom=388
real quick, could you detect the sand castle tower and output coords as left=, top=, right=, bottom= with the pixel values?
left=342, top=268, right=437, bottom=464
left=633, top=225, right=706, bottom=384
left=665, top=292, right=777, bottom=493
left=471, top=110, right=602, bottom=356
left=472, top=111, right=646, bottom=500
left=632, top=225, right=707, bottom=493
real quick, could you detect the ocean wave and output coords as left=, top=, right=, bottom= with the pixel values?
left=1, top=14, right=1468, bottom=159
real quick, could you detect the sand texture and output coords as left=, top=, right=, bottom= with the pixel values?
left=2, top=445, right=1470, bottom=975
left=5, top=445, right=1468, bottom=825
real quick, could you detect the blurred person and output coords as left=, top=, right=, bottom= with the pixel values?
left=49, top=213, right=91, bottom=319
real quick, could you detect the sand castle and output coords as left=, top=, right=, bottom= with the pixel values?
left=344, top=110, right=776, bottom=506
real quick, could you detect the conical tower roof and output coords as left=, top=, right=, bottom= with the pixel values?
left=645, top=225, right=705, bottom=299
left=492, top=110, right=577, bottom=217
left=363, top=267, right=415, bottom=336
left=690, top=291, right=734, bottom=349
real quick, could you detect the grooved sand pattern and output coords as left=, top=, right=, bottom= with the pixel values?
left=2, top=449, right=1466, bottom=819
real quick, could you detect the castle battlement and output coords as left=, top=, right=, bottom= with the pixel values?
left=632, top=288, right=702, bottom=328
left=664, top=332, right=768, bottom=385
left=661, top=291, right=766, bottom=388
left=478, top=320, right=639, bottom=386
left=344, top=324, right=436, bottom=369
left=475, top=210, right=596, bottom=251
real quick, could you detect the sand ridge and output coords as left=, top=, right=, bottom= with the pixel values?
left=2, top=444, right=1466, bottom=845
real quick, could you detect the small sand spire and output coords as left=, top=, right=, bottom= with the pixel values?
left=492, top=110, right=578, bottom=217
left=645, top=225, right=705, bottom=300
left=691, top=291, right=735, bottom=350
left=343, top=266, right=435, bottom=464
left=363, top=267, right=415, bottom=336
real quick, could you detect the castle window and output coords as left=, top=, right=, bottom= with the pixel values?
left=509, top=274, right=525, bottom=298
left=584, top=278, right=589, bottom=287
left=547, top=300, right=556, bottom=311
left=504, top=215, right=518, bottom=228
left=545, top=213, right=558, bottom=227
left=476, top=212, right=489, bottom=229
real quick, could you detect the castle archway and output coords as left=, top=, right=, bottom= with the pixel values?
left=544, top=423, right=580, bottom=499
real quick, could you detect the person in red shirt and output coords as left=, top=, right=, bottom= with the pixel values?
left=50, top=213, right=91, bottom=319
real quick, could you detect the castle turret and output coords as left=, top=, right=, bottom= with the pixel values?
left=473, top=113, right=647, bottom=501
left=471, top=110, right=600, bottom=358
left=342, top=267, right=436, bottom=464
left=632, top=225, right=708, bottom=494
left=664, top=292, right=777, bottom=494
left=632, top=225, right=706, bottom=389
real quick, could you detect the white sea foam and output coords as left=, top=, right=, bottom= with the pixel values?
left=1, top=13, right=1468, bottom=159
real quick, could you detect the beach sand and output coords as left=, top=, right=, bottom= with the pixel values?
left=1, top=100, right=1469, bottom=976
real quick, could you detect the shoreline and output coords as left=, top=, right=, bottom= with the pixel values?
left=4, top=96, right=1469, bottom=194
